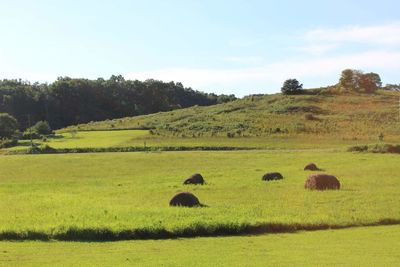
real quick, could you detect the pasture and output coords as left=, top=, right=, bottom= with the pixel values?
left=0, top=149, right=399, bottom=240
left=1, top=225, right=399, bottom=266
left=5, top=129, right=393, bottom=154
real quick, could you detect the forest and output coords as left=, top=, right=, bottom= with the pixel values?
left=0, top=75, right=236, bottom=129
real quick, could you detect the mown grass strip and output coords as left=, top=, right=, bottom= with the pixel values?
left=1, top=219, right=399, bottom=242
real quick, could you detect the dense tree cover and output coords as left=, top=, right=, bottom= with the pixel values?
left=337, top=69, right=382, bottom=93
left=281, top=79, right=303, bottom=95
left=0, top=76, right=236, bottom=130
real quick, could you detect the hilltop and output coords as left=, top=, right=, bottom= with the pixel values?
left=62, top=90, right=400, bottom=142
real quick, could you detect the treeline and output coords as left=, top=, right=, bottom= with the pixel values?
left=0, top=75, right=236, bottom=129
left=281, top=69, right=384, bottom=95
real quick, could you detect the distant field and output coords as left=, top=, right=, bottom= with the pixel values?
left=1, top=225, right=399, bottom=266
left=5, top=129, right=397, bottom=154
left=10, top=130, right=148, bottom=151
left=0, top=150, right=399, bottom=240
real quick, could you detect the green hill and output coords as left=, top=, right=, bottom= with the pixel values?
left=62, top=90, right=400, bottom=142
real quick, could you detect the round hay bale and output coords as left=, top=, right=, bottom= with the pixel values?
left=183, top=173, right=205, bottom=185
left=304, top=163, right=319, bottom=171
left=169, top=192, right=201, bottom=207
left=305, top=174, right=340, bottom=190
left=262, top=172, right=283, bottom=181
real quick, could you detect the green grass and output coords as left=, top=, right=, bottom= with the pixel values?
left=1, top=225, right=399, bottom=266
left=10, top=130, right=148, bottom=151
left=5, top=129, right=395, bottom=155
left=0, top=150, right=399, bottom=240
left=61, top=91, right=400, bottom=141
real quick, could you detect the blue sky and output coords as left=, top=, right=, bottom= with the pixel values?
left=0, top=0, right=399, bottom=96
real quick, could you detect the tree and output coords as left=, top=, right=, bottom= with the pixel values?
left=23, top=120, right=52, bottom=139
left=337, top=69, right=381, bottom=93
left=360, top=72, right=382, bottom=93
left=0, top=113, right=18, bottom=138
left=0, top=76, right=236, bottom=130
left=338, top=69, right=355, bottom=91
left=281, top=79, right=303, bottom=95
left=32, top=120, right=52, bottom=135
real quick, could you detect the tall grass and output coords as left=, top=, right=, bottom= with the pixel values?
left=60, top=91, right=400, bottom=141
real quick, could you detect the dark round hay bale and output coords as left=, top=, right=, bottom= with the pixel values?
left=305, top=174, right=340, bottom=190
left=262, top=172, right=283, bottom=181
left=169, top=192, right=201, bottom=207
left=183, top=173, right=205, bottom=185
left=304, top=163, right=319, bottom=171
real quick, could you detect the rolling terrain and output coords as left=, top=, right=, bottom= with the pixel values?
left=62, top=90, right=400, bottom=142
left=1, top=90, right=399, bottom=266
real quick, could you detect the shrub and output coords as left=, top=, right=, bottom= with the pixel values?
left=0, top=138, right=17, bottom=148
left=348, top=144, right=400, bottom=153
left=22, top=131, right=41, bottom=140
left=32, top=121, right=52, bottom=135
left=23, top=121, right=52, bottom=139
left=0, top=113, right=18, bottom=138
left=26, top=144, right=57, bottom=154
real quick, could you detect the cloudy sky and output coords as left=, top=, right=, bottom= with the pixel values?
left=0, top=0, right=399, bottom=96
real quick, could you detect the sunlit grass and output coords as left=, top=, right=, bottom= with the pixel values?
left=61, top=91, right=400, bottom=141
left=0, top=150, right=399, bottom=240
left=1, top=225, right=399, bottom=266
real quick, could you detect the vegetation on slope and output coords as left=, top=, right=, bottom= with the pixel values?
left=63, top=90, right=400, bottom=141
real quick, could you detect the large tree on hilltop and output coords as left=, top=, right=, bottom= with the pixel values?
left=337, top=69, right=381, bottom=93
left=281, top=79, right=303, bottom=95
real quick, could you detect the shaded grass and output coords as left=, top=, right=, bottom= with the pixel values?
left=348, top=143, right=400, bottom=153
left=7, top=145, right=259, bottom=155
left=0, top=219, right=399, bottom=241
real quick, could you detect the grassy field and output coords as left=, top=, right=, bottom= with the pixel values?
left=5, top=129, right=398, bottom=154
left=9, top=130, right=149, bottom=151
left=0, top=150, right=399, bottom=240
left=1, top=91, right=399, bottom=265
left=1, top=225, right=399, bottom=266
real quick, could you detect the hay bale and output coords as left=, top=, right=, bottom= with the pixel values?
left=183, top=173, right=205, bottom=185
left=169, top=192, right=201, bottom=207
left=305, top=174, right=340, bottom=190
left=304, top=163, right=320, bottom=171
left=262, top=172, right=283, bottom=181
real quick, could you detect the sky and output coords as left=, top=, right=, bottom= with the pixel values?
left=0, top=0, right=399, bottom=96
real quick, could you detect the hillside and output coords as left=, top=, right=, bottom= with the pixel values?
left=62, top=90, right=400, bottom=141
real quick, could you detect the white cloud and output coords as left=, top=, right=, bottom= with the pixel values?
left=125, top=50, right=400, bottom=95
left=305, top=22, right=400, bottom=45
